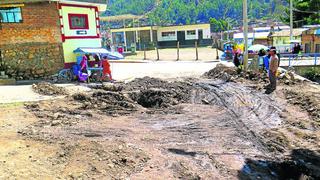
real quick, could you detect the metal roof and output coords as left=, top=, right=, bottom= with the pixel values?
left=271, top=28, right=308, bottom=37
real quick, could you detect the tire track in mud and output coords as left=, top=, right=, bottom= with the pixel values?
left=193, top=80, right=282, bottom=154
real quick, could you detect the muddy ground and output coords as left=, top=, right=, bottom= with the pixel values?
left=0, top=65, right=319, bottom=179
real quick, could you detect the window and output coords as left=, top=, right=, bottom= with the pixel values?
left=187, top=30, right=196, bottom=35
left=0, top=7, right=22, bottom=23
left=68, top=14, right=89, bottom=30
left=162, top=31, right=175, bottom=37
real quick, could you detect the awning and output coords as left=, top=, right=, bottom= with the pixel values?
left=73, top=47, right=124, bottom=60
left=74, top=47, right=110, bottom=54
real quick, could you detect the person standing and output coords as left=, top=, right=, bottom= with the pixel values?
left=101, top=56, right=113, bottom=81
left=266, top=49, right=279, bottom=94
left=80, top=53, right=89, bottom=73
left=233, top=52, right=240, bottom=67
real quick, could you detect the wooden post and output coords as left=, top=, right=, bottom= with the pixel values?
left=156, top=43, right=160, bottom=61
left=195, top=41, right=199, bottom=61
left=144, top=44, right=146, bottom=60
left=177, top=41, right=180, bottom=61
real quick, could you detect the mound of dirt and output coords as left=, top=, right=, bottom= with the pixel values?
left=124, top=77, right=194, bottom=103
left=32, top=82, right=67, bottom=96
left=131, top=88, right=178, bottom=108
left=203, top=64, right=238, bottom=81
left=73, top=91, right=138, bottom=116
left=89, top=83, right=124, bottom=92
left=124, top=77, right=169, bottom=91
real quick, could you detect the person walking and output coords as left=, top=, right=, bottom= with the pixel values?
left=265, top=48, right=279, bottom=94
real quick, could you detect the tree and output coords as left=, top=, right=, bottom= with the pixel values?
left=107, top=0, right=285, bottom=26
left=282, top=0, right=320, bottom=27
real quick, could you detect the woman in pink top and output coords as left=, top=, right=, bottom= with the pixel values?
left=80, top=53, right=90, bottom=73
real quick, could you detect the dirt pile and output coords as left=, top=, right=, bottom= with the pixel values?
left=285, top=89, right=320, bottom=125
left=89, top=83, right=124, bottom=92
left=73, top=91, right=138, bottom=116
left=123, top=76, right=194, bottom=103
left=203, top=64, right=269, bottom=83
left=204, top=64, right=302, bottom=86
left=203, top=64, right=238, bottom=81
left=130, top=88, right=178, bottom=108
left=32, top=82, right=67, bottom=96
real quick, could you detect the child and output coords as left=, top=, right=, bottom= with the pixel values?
left=101, top=56, right=113, bottom=81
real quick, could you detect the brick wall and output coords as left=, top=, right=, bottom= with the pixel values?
left=0, top=2, right=63, bottom=79
left=0, top=2, right=62, bottom=45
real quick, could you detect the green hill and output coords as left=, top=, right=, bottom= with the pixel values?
left=106, top=0, right=286, bottom=25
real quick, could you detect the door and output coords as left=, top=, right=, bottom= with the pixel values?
left=305, top=43, right=311, bottom=53
left=198, top=29, right=203, bottom=44
left=177, top=31, right=186, bottom=46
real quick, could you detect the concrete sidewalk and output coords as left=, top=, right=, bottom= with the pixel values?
left=0, top=84, right=91, bottom=104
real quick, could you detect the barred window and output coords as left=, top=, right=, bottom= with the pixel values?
left=68, top=14, right=89, bottom=29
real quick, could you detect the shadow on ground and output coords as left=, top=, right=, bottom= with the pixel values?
left=238, top=149, right=320, bottom=180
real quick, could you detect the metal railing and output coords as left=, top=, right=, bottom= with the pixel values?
left=281, top=53, right=320, bottom=67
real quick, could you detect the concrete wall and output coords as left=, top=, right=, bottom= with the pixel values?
left=157, top=24, right=211, bottom=42
left=0, top=2, right=63, bottom=79
left=60, top=4, right=101, bottom=63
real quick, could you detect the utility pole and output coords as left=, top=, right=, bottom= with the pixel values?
left=290, top=0, right=293, bottom=41
left=243, top=0, right=248, bottom=70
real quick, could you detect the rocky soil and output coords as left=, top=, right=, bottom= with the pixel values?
left=1, top=64, right=319, bottom=179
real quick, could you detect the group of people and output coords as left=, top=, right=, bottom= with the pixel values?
left=233, top=47, right=280, bottom=94
left=292, top=43, right=302, bottom=55
left=76, top=53, right=113, bottom=82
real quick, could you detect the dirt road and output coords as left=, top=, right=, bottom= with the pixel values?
left=0, top=66, right=319, bottom=179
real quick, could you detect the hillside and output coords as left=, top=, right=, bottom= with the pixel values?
left=106, top=0, right=286, bottom=25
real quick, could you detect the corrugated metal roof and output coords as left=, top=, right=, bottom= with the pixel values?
left=271, top=28, right=308, bottom=37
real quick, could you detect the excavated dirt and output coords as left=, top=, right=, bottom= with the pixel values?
left=1, top=64, right=320, bottom=179
left=32, top=82, right=67, bottom=96
left=285, top=88, right=320, bottom=123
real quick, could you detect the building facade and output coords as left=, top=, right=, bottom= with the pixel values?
left=0, top=0, right=106, bottom=79
left=271, top=28, right=308, bottom=53
left=302, top=28, right=320, bottom=53
left=109, top=23, right=212, bottom=50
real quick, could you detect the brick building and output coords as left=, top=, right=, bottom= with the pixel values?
left=302, top=27, right=320, bottom=53
left=0, top=0, right=106, bottom=79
